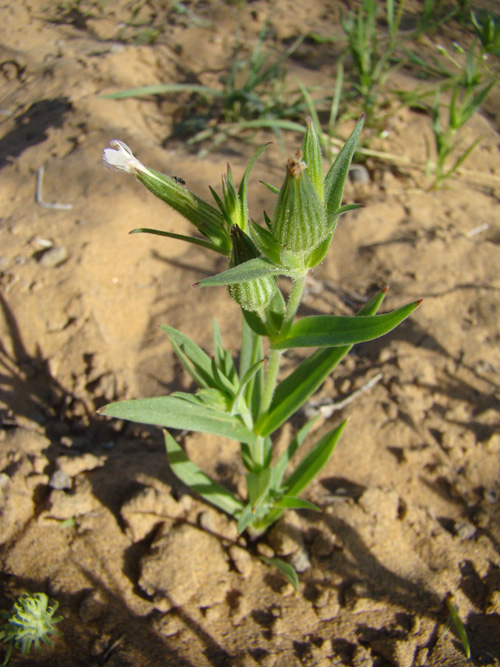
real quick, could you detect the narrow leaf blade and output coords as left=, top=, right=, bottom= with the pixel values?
left=165, top=431, right=243, bottom=516
left=257, top=288, right=388, bottom=436
left=271, top=300, right=421, bottom=349
left=261, top=556, right=299, bottom=591
left=196, top=258, right=283, bottom=288
left=99, top=396, right=256, bottom=443
left=283, top=421, right=347, bottom=497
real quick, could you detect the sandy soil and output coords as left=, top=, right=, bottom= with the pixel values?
left=1, top=1, right=500, bottom=665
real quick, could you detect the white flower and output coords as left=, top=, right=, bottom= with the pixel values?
left=102, top=140, right=147, bottom=175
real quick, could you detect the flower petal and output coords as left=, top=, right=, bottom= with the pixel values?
left=103, top=140, right=146, bottom=174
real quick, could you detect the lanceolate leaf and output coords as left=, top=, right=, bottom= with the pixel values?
left=283, top=421, right=347, bottom=497
left=260, top=556, right=299, bottom=591
left=102, top=83, right=225, bottom=99
left=129, top=228, right=225, bottom=254
left=273, top=497, right=321, bottom=511
left=246, top=469, right=272, bottom=510
left=237, top=504, right=256, bottom=534
left=270, top=416, right=320, bottom=489
left=196, top=258, right=284, bottom=288
left=238, top=144, right=271, bottom=230
left=99, top=396, right=256, bottom=443
left=324, top=115, right=365, bottom=219
left=232, top=359, right=265, bottom=414
left=271, top=300, right=422, bottom=349
left=161, top=325, right=214, bottom=389
left=164, top=431, right=244, bottom=516
left=257, top=288, right=388, bottom=436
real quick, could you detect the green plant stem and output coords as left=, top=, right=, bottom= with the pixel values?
left=258, top=271, right=308, bottom=420
left=283, top=271, right=308, bottom=334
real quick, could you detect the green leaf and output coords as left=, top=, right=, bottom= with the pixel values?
left=445, top=594, right=471, bottom=660
left=161, top=325, right=215, bottom=389
left=283, top=421, right=347, bottom=497
left=237, top=144, right=271, bottom=230
left=237, top=503, right=256, bottom=534
left=246, top=469, right=272, bottom=510
left=273, top=496, right=321, bottom=511
left=196, top=258, right=284, bottom=288
left=270, top=416, right=320, bottom=489
left=260, top=556, right=299, bottom=591
left=271, top=300, right=422, bottom=349
left=324, top=116, right=365, bottom=220
left=164, top=431, right=244, bottom=516
left=304, top=232, right=334, bottom=269
left=99, top=396, right=256, bottom=443
left=232, top=358, right=265, bottom=414
left=212, top=319, right=237, bottom=384
left=102, top=83, right=225, bottom=99
left=257, top=288, right=388, bottom=436
left=130, top=228, right=226, bottom=254
left=260, top=181, right=280, bottom=195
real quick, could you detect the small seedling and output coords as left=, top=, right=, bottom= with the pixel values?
left=0, top=593, right=62, bottom=665
left=100, top=119, right=421, bottom=583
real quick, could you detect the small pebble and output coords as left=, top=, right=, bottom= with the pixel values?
left=484, top=488, right=499, bottom=503
left=455, top=520, right=476, bottom=540
left=38, top=246, right=68, bottom=268
left=290, top=547, right=311, bottom=573
left=49, top=469, right=72, bottom=491
left=349, top=164, right=370, bottom=185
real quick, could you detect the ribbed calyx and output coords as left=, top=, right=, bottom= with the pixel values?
left=272, top=151, right=327, bottom=259
left=228, top=226, right=277, bottom=312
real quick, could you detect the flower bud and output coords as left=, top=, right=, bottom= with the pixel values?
left=103, top=140, right=231, bottom=255
left=228, top=226, right=277, bottom=312
left=272, top=151, right=327, bottom=258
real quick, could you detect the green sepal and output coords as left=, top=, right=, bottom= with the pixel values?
left=98, top=396, right=256, bottom=443
left=271, top=300, right=422, bottom=349
left=301, top=118, right=324, bottom=202
left=164, top=431, right=244, bottom=517
left=324, top=115, right=364, bottom=220
left=304, top=232, right=334, bottom=269
left=260, top=181, right=280, bottom=195
left=249, top=220, right=283, bottom=265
